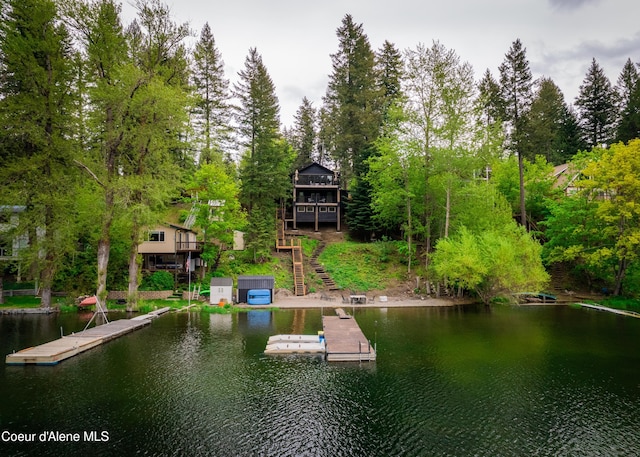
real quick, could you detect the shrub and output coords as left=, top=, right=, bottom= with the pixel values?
left=140, top=271, right=174, bottom=291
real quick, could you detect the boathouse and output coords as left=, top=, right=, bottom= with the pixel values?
left=237, top=275, right=275, bottom=304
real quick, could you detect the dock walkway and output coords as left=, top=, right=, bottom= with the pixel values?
left=263, top=309, right=376, bottom=362
left=6, top=307, right=171, bottom=365
left=322, top=308, right=376, bottom=362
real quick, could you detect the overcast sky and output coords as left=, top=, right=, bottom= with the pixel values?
left=123, top=0, right=640, bottom=127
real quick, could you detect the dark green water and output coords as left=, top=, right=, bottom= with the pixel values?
left=1, top=305, right=639, bottom=456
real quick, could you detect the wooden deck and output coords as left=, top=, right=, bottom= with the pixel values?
left=5, top=307, right=171, bottom=365
left=322, top=309, right=376, bottom=362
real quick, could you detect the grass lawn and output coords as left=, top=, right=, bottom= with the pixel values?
left=318, top=240, right=409, bottom=292
left=1, top=296, right=43, bottom=308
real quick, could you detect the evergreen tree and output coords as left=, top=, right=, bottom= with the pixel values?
left=376, top=40, right=403, bottom=119
left=234, top=48, right=292, bottom=262
left=575, top=58, right=617, bottom=148
left=192, top=22, right=231, bottom=165
left=121, top=0, right=191, bottom=309
left=291, top=96, right=317, bottom=169
left=65, top=0, right=130, bottom=313
left=528, top=77, right=582, bottom=164
left=0, top=0, right=78, bottom=307
left=499, top=38, right=533, bottom=226
left=323, top=14, right=381, bottom=184
left=478, top=69, right=504, bottom=126
left=615, top=58, right=640, bottom=143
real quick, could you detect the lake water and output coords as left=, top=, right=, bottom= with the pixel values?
left=1, top=305, right=639, bottom=456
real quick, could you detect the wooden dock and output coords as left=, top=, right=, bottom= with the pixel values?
left=5, top=307, right=171, bottom=365
left=322, top=309, right=376, bottom=362
left=576, top=303, right=640, bottom=318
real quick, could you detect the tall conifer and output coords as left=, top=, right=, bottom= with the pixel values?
left=0, top=0, right=77, bottom=307
left=499, top=38, right=533, bottom=226
left=575, top=58, right=617, bottom=148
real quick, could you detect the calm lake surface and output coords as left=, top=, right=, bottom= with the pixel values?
left=1, top=305, right=639, bottom=457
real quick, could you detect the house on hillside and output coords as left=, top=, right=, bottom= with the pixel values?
left=552, top=163, right=582, bottom=195
left=291, top=163, right=342, bottom=231
left=138, top=223, right=202, bottom=279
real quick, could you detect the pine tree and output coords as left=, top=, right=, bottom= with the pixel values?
left=291, top=96, right=317, bottom=169
left=615, top=58, right=640, bottom=143
left=478, top=69, right=504, bottom=126
left=323, top=14, right=381, bottom=183
left=234, top=48, right=292, bottom=262
left=122, top=0, right=192, bottom=309
left=528, top=77, right=580, bottom=164
left=0, top=0, right=78, bottom=307
left=192, top=22, right=231, bottom=165
left=499, top=38, right=533, bottom=226
left=376, top=40, right=403, bottom=119
left=575, top=58, right=617, bottom=148
left=65, top=0, right=129, bottom=313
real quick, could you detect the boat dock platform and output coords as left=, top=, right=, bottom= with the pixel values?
left=576, top=303, right=640, bottom=318
left=264, top=334, right=326, bottom=355
left=323, top=309, right=376, bottom=362
left=264, top=308, right=376, bottom=362
left=5, top=307, right=171, bottom=366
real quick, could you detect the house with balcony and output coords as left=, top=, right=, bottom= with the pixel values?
left=292, top=163, right=342, bottom=231
left=137, top=223, right=202, bottom=278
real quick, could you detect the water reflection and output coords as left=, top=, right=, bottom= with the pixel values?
left=1, top=306, right=640, bottom=456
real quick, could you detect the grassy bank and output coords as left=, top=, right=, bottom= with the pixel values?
left=318, top=240, right=409, bottom=291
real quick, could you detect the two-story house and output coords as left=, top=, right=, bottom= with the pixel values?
left=292, top=163, right=342, bottom=231
left=137, top=223, right=202, bottom=278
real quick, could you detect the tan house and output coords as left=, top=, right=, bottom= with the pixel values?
left=138, top=223, right=202, bottom=277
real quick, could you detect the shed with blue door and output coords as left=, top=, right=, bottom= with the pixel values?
left=237, top=275, right=275, bottom=304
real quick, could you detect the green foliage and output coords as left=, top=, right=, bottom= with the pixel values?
left=212, top=250, right=292, bottom=290
left=431, top=225, right=549, bottom=304
left=318, top=241, right=407, bottom=291
left=300, top=237, right=319, bottom=257
left=140, top=271, right=174, bottom=291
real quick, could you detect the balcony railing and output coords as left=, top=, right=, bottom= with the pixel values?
left=295, top=174, right=339, bottom=186
left=176, top=241, right=203, bottom=252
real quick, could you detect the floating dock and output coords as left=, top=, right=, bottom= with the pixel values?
left=322, top=309, right=376, bottom=362
left=264, top=308, right=376, bottom=362
left=5, top=307, right=171, bottom=365
left=576, top=303, right=640, bottom=318
left=264, top=334, right=325, bottom=355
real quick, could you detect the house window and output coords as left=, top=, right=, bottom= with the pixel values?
left=148, top=231, right=165, bottom=242
left=328, top=207, right=336, bottom=212
left=297, top=207, right=306, bottom=213
left=319, top=207, right=327, bottom=212
left=306, top=207, right=315, bottom=212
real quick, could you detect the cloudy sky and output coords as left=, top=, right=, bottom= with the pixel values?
left=123, top=0, right=639, bottom=127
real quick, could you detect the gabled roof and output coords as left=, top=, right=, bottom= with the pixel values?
left=153, top=222, right=197, bottom=233
left=210, top=277, right=233, bottom=287
left=552, top=163, right=581, bottom=190
left=298, top=162, right=336, bottom=175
